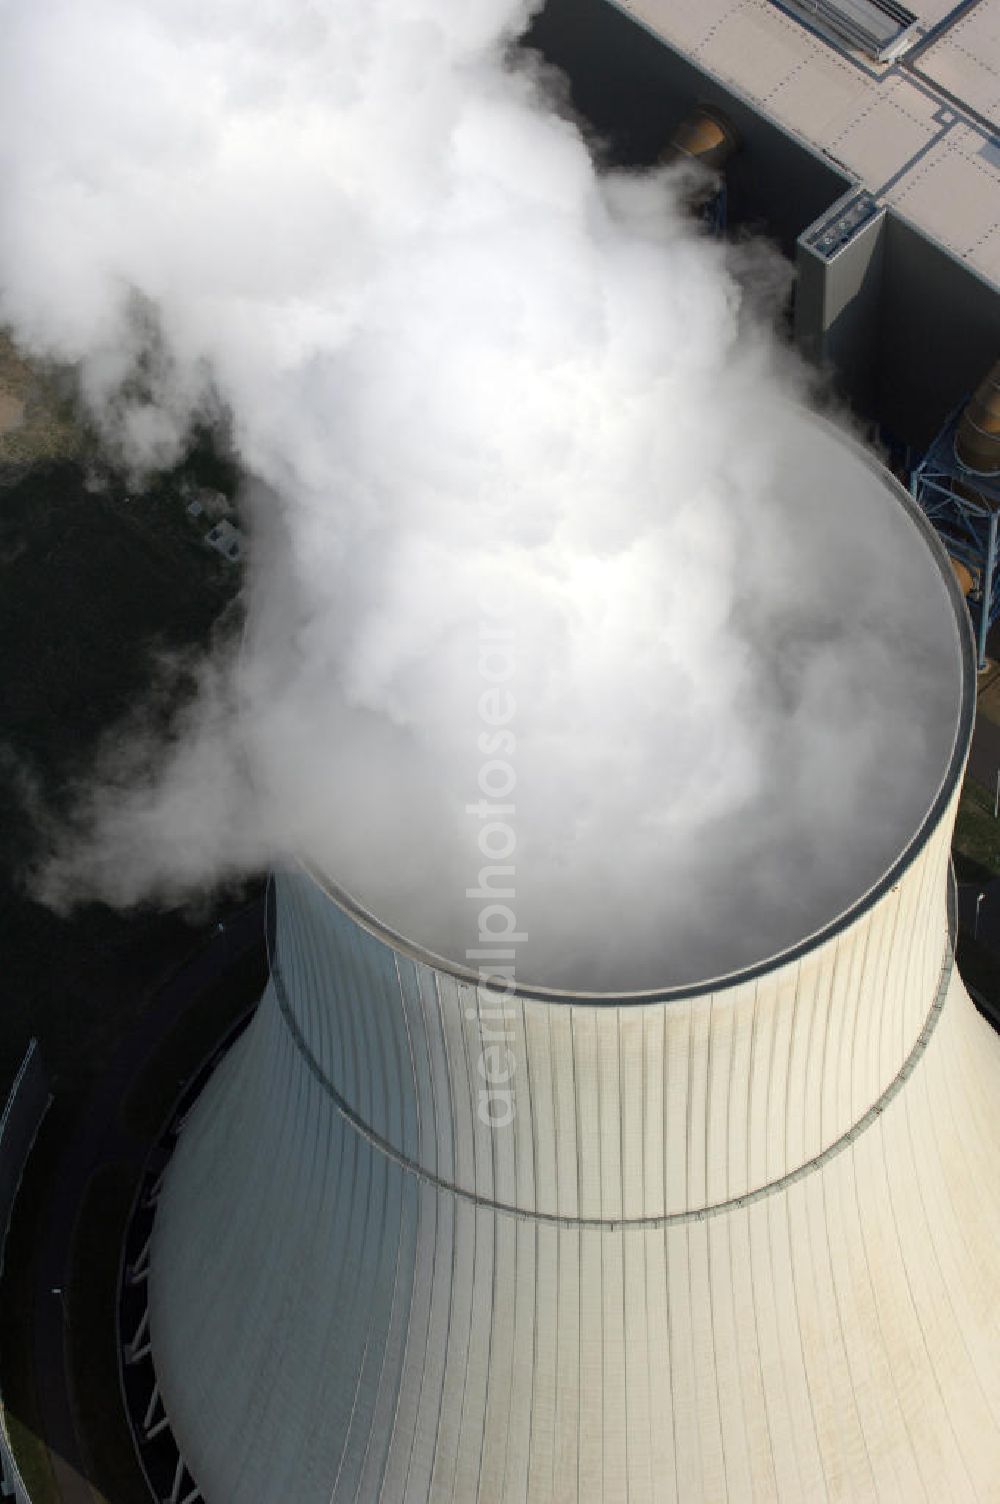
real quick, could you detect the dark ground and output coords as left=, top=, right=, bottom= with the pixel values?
left=0, top=455, right=246, bottom=1103
left=0, top=442, right=265, bottom=1502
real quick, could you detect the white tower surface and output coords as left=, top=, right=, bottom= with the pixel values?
left=147, top=438, right=1000, bottom=1502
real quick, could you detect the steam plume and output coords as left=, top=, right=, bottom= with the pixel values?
left=0, top=0, right=961, bottom=987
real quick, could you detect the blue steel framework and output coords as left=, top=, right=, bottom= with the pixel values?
left=119, top=1007, right=258, bottom=1504
left=911, top=410, right=1000, bottom=670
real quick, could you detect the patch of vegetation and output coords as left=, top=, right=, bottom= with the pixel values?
left=0, top=334, right=85, bottom=471
left=955, top=933, right=1000, bottom=1026
left=67, top=1165, right=150, bottom=1504
left=952, top=774, right=1000, bottom=881
left=3, top=1409, right=58, bottom=1503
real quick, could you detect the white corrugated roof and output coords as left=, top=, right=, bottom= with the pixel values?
left=619, top=0, right=1000, bottom=283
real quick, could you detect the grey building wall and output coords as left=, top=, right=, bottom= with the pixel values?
left=795, top=196, right=887, bottom=412
left=797, top=203, right=1000, bottom=448
left=876, top=214, right=1000, bottom=449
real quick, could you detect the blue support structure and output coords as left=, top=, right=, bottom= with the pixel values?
left=910, top=408, right=1000, bottom=670
left=705, top=179, right=727, bottom=237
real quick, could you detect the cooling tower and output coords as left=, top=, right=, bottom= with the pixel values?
left=145, top=426, right=1000, bottom=1503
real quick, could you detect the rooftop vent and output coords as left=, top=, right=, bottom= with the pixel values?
left=783, top=0, right=920, bottom=61
left=803, top=189, right=881, bottom=259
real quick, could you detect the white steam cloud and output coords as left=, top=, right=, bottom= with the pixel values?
left=1, top=0, right=961, bottom=988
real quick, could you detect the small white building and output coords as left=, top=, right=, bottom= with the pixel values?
left=204, top=518, right=244, bottom=564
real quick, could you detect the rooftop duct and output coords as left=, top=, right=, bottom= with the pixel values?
left=955, top=358, right=1000, bottom=478
left=783, top=0, right=920, bottom=61
left=661, top=106, right=740, bottom=173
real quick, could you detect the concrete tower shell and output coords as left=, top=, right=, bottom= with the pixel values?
left=147, top=466, right=1000, bottom=1501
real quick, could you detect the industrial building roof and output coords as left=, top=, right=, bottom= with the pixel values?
left=616, top=0, right=1000, bottom=285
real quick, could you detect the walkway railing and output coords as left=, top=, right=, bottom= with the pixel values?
left=0, top=1041, right=53, bottom=1503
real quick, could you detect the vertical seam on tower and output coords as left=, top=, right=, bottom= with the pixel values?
left=467, top=987, right=493, bottom=1504
left=428, top=973, right=459, bottom=1503
left=921, top=937, right=1000, bottom=1435
left=817, top=1117, right=880, bottom=1496
left=460, top=982, right=490, bottom=1504
left=705, top=989, right=729, bottom=1499
left=744, top=979, right=780, bottom=1496
left=780, top=958, right=829, bottom=1501
left=545, top=1004, right=559, bottom=1504
left=348, top=1106, right=400, bottom=1504
left=878, top=1078, right=980, bottom=1497
left=617, top=1009, right=628, bottom=1504
left=847, top=1131, right=931, bottom=1502
left=521, top=1006, right=542, bottom=1504
left=361, top=959, right=422, bottom=1501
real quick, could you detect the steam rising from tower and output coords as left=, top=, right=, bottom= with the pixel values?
left=0, top=0, right=958, bottom=986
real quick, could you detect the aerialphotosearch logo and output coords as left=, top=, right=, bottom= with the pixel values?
left=466, top=590, right=521, bottom=1129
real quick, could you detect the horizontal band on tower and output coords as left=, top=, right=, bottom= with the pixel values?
left=270, top=897, right=956, bottom=1230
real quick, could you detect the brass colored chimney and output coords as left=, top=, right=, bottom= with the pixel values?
left=955, top=358, right=1000, bottom=477
left=949, top=555, right=976, bottom=597
left=661, top=105, right=740, bottom=173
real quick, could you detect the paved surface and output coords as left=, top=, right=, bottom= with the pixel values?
left=30, top=898, right=265, bottom=1503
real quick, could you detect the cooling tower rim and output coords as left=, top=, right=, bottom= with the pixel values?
left=300, top=416, right=975, bottom=1005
